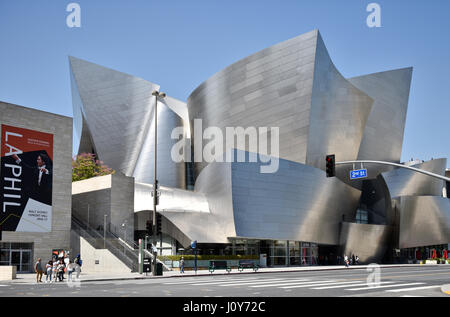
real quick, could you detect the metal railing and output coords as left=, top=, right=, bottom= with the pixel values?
left=71, top=215, right=138, bottom=271
left=71, top=213, right=171, bottom=271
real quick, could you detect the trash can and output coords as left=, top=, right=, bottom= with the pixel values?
left=156, top=262, right=163, bottom=276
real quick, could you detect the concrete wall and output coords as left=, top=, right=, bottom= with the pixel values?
left=72, top=174, right=135, bottom=243
left=0, top=266, right=17, bottom=280
left=79, top=237, right=131, bottom=273
left=0, top=101, right=73, bottom=269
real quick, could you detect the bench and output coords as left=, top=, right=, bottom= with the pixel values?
left=208, top=260, right=231, bottom=273
left=238, top=260, right=259, bottom=272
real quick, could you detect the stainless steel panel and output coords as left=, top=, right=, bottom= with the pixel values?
left=231, top=152, right=361, bottom=245
left=347, top=68, right=413, bottom=180
left=69, top=56, right=187, bottom=188
left=398, top=196, right=450, bottom=248
left=382, top=158, right=446, bottom=198
left=339, top=222, right=392, bottom=263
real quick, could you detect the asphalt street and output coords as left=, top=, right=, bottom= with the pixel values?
left=0, top=266, right=449, bottom=297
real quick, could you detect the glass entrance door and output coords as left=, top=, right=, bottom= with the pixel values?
left=10, top=250, right=32, bottom=273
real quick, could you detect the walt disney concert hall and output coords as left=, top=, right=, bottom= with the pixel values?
left=70, top=30, right=450, bottom=266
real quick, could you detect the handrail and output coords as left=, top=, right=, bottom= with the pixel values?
left=71, top=212, right=171, bottom=271
left=71, top=217, right=137, bottom=271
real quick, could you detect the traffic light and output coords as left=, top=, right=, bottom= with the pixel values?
left=146, top=220, right=153, bottom=236
left=156, top=214, right=162, bottom=235
left=326, top=154, right=335, bottom=177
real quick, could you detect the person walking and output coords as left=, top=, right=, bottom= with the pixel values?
left=355, top=255, right=360, bottom=265
left=180, top=257, right=185, bottom=274
left=35, top=258, right=44, bottom=283
left=45, top=260, right=53, bottom=283
left=66, top=260, right=75, bottom=282
left=344, top=255, right=349, bottom=268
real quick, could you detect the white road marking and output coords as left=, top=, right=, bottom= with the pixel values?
left=312, top=281, right=394, bottom=290
left=386, top=285, right=441, bottom=293
left=279, top=280, right=363, bottom=289
left=219, top=279, right=311, bottom=287
left=251, top=280, right=335, bottom=288
left=346, top=282, right=425, bottom=291
left=163, top=277, right=256, bottom=285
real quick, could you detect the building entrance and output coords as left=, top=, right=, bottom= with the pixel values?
left=0, top=243, right=33, bottom=273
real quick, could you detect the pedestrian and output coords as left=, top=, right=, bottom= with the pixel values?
left=52, top=259, right=58, bottom=282
left=75, top=260, right=81, bottom=280
left=67, top=260, right=75, bottom=282
left=352, top=254, right=356, bottom=266
left=355, top=255, right=360, bottom=265
left=35, top=258, right=44, bottom=283
left=57, top=259, right=65, bottom=282
left=45, top=260, right=53, bottom=283
left=344, top=255, right=349, bottom=268
left=180, top=257, right=185, bottom=274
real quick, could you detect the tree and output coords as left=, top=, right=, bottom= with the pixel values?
left=72, top=153, right=115, bottom=182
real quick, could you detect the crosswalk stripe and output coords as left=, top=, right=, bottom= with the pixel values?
left=191, top=278, right=293, bottom=286
left=312, top=281, right=394, bottom=290
left=386, top=285, right=441, bottom=293
left=163, top=278, right=259, bottom=285
left=219, top=279, right=311, bottom=287
left=249, top=280, right=334, bottom=288
left=279, top=280, right=363, bottom=289
left=346, top=282, right=425, bottom=291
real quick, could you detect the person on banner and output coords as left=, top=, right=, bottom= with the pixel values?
left=11, top=151, right=52, bottom=205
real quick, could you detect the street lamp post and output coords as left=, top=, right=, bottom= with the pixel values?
left=151, top=90, right=165, bottom=275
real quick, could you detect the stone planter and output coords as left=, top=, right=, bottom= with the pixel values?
left=0, top=266, right=17, bottom=280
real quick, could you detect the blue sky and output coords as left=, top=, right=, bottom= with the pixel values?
left=0, top=0, right=448, bottom=166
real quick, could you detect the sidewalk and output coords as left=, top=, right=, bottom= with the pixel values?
left=6, top=263, right=441, bottom=284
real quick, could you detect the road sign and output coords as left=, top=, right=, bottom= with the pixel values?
left=350, top=169, right=368, bottom=180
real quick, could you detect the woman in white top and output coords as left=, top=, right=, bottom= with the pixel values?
left=66, top=261, right=75, bottom=282
left=45, top=261, right=53, bottom=283
left=52, top=261, right=58, bottom=282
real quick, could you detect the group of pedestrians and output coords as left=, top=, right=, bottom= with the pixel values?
left=34, top=254, right=82, bottom=283
left=343, top=254, right=359, bottom=268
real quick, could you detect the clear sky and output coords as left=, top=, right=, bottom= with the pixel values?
left=0, top=0, right=448, bottom=167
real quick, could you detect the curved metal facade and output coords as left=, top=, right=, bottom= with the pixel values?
left=339, top=223, right=392, bottom=263
left=349, top=68, right=413, bottom=179
left=398, top=196, right=450, bottom=249
left=231, top=153, right=361, bottom=245
left=71, top=29, right=450, bottom=264
left=69, top=56, right=186, bottom=188
left=382, top=158, right=446, bottom=198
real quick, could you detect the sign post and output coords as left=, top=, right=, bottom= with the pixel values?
left=191, top=240, right=197, bottom=274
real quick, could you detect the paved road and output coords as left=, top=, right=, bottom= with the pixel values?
left=0, top=266, right=449, bottom=297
